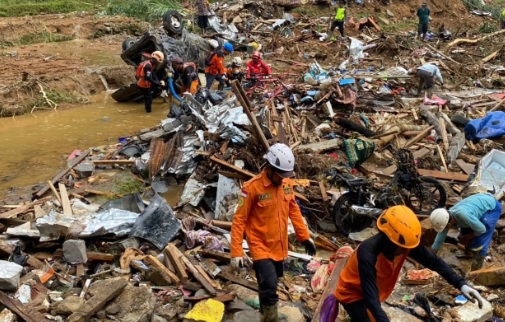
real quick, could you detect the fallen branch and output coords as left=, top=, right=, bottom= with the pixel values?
left=447, top=29, right=505, bottom=48
left=31, top=82, right=57, bottom=114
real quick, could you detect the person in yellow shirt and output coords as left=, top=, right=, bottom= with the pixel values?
left=328, top=0, right=346, bottom=40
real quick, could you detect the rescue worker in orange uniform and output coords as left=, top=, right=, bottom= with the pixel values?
left=230, top=143, right=316, bottom=322
left=205, top=42, right=233, bottom=90
left=330, top=206, right=484, bottom=322
left=170, top=56, right=200, bottom=96
left=135, top=51, right=165, bottom=113
left=225, top=56, right=244, bottom=86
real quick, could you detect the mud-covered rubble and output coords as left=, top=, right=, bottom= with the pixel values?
left=1, top=0, right=505, bottom=321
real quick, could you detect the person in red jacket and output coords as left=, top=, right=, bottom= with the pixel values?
left=135, top=51, right=165, bottom=113
left=246, top=51, right=272, bottom=79
left=230, top=143, right=316, bottom=322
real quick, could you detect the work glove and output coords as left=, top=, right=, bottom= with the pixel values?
left=160, top=90, right=168, bottom=98
left=231, top=257, right=243, bottom=271
left=160, top=80, right=166, bottom=87
left=302, top=238, right=317, bottom=256
left=460, top=285, right=484, bottom=309
left=167, top=72, right=173, bottom=78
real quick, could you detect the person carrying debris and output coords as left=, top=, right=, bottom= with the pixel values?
left=246, top=51, right=272, bottom=79
left=328, top=0, right=347, bottom=40
left=169, top=56, right=200, bottom=96
left=230, top=143, right=316, bottom=322
left=326, top=205, right=484, bottom=322
left=225, top=57, right=244, bottom=86
left=430, top=190, right=501, bottom=270
left=417, top=1, right=431, bottom=40
left=196, top=0, right=212, bottom=33
left=415, top=63, right=443, bottom=98
left=135, top=51, right=165, bottom=113
left=205, top=42, right=233, bottom=90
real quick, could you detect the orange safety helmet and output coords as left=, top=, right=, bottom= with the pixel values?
left=252, top=51, right=261, bottom=59
left=377, top=205, right=421, bottom=249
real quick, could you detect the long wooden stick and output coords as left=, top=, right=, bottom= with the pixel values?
left=404, top=126, right=434, bottom=148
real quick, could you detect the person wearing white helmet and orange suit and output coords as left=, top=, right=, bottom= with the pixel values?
left=230, top=143, right=316, bottom=322
left=322, top=205, right=484, bottom=322
left=246, top=51, right=272, bottom=80
left=225, top=57, right=245, bottom=86
left=430, top=189, right=501, bottom=270
left=136, top=50, right=165, bottom=113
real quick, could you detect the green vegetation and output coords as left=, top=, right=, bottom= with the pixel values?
left=103, top=0, right=185, bottom=22
left=113, top=176, right=144, bottom=196
left=18, top=31, right=74, bottom=45
left=478, top=21, right=498, bottom=34
left=461, top=0, right=504, bottom=19
left=381, top=20, right=416, bottom=33
left=0, top=0, right=107, bottom=17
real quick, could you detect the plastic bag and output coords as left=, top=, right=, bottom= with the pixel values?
left=320, top=294, right=339, bottom=322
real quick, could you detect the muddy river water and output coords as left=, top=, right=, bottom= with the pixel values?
left=0, top=93, right=169, bottom=197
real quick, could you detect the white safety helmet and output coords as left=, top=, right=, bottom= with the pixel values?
left=263, top=143, right=295, bottom=178
left=152, top=51, right=165, bottom=63
left=430, top=208, right=450, bottom=233
left=232, top=56, right=242, bottom=67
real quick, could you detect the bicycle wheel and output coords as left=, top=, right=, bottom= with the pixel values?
left=332, top=193, right=374, bottom=236
left=405, top=176, right=447, bottom=214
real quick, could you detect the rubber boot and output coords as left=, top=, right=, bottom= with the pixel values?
left=217, top=83, right=224, bottom=91
left=261, top=305, right=279, bottom=322
left=471, top=254, right=485, bottom=271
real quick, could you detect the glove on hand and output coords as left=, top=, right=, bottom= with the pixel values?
left=302, top=238, right=317, bottom=256
left=160, top=80, right=166, bottom=87
left=461, top=285, right=484, bottom=309
left=231, top=257, right=243, bottom=271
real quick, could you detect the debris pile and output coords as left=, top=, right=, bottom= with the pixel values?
left=2, top=0, right=505, bottom=321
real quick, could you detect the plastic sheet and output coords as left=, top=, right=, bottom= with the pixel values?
left=207, top=16, right=238, bottom=40
left=178, top=177, right=208, bottom=207
left=99, top=194, right=145, bottom=213
left=464, top=111, right=505, bottom=142
left=129, top=194, right=181, bottom=249
left=215, top=174, right=240, bottom=219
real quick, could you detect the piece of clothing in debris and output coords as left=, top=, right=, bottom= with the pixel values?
left=205, top=49, right=226, bottom=89
left=343, top=138, right=375, bottom=168
left=246, top=59, right=272, bottom=79
left=253, top=259, right=284, bottom=306
left=173, top=62, right=199, bottom=95
left=465, top=111, right=505, bottom=142
left=230, top=169, right=310, bottom=262
left=432, top=194, right=501, bottom=256
left=334, top=232, right=466, bottom=322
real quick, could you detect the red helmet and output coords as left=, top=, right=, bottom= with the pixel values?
left=171, top=56, right=183, bottom=64
left=252, top=51, right=261, bottom=59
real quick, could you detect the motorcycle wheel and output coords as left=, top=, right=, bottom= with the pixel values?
left=332, top=192, right=374, bottom=236
left=405, top=176, right=447, bottom=214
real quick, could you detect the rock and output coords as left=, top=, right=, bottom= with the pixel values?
left=194, top=289, right=210, bottom=297
left=349, top=227, right=378, bottom=242
left=466, top=266, right=505, bottom=286
left=105, top=303, right=120, bottom=315
left=386, top=9, right=394, bottom=17
left=233, top=310, right=261, bottom=321
left=0, top=308, right=16, bottom=322
left=0, top=261, right=23, bottom=291
left=152, top=315, right=168, bottom=322
left=447, top=298, right=493, bottom=322
left=105, top=283, right=155, bottom=322
left=316, top=220, right=337, bottom=233
left=56, top=295, right=85, bottom=315
left=154, top=304, right=178, bottom=320
left=278, top=305, right=304, bottom=322
left=228, top=284, right=258, bottom=302
left=232, top=16, right=243, bottom=24
left=382, top=305, right=422, bottom=322
left=96, top=310, right=106, bottom=319
left=184, top=299, right=224, bottom=322
left=74, top=162, right=95, bottom=178
left=67, top=277, right=128, bottom=322
left=63, top=239, right=88, bottom=264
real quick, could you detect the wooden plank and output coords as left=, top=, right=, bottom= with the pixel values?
left=58, top=183, right=72, bottom=216
left=195, top=264, right=219, bottom=289
left=209, top=220, right=232, bottom=230
left=217, top=271, right=259, bottom=291
left=0, top=196, right=51, bottom=219
left=183, top=292, right=236, bottom=303
left=47, top=180, right=62, bottom=205
left=404, top=126, right=434, bottom=148
left=164, top=244, right=189, bottom=284
left=33, top=149, right=90, bottom=200
left=180, top=255, right=217, bottom=296
left=210, top=156, right=255, bottom=178
left=417, top=169, right=469, bottom=182
left=144, top=255, right=181, bottom=285
left=439, top=117, right=449, bottom=152
left=86, top=252, right=115, bottom=262
left=455, top=159, right=475, bottom=175
left=319, top=181, right=329, bottom=203
left=198, top=250, right=231, bottom=264
left=0, top=291, right=49, bottom=322
left=295, top=139, right=341, bottom=153
left=436, top=145, right=448, bottom=173
left=91, top=160, right=135, bottom=165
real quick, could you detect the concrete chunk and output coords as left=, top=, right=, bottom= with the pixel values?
left=447, top=298, right=493, bottom=322
left=466, top=266, right=505, bottom=286
left=63, top=239, right=88, bottom=264
left=383, top=305, right=422, bottom=322
left=0, top=261, right=23, bottom=291
left=0, top=308, right=16, bottom=322
left=56, top=295, right=85, bottom=315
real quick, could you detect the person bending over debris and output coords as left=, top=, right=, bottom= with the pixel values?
left=328, top=0, right=347, bottom=40
left=415, top=63, right=443, bottom=98
left=205, top=42, right=233, bottom=90
left=169, top=56, right=200, bottom=96
left=430, top=191, right=501, bottom=270
left=246, top=51, right=272, bottom=79
left=417, top=1, right=430, bottom=40
left=135, top=51, right=165, bottom=113
left=330, top=205, right=484, bottom=322
left=225, top=57, right=244, bottom=86
left=230, top=143, right=316, bottom=322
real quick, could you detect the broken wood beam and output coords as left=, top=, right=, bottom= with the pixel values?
left=295, top=139, right=340, bottom=153
left=180, top=255, right=217, bottom=295
left=163, top=244, right=189, bottom=284
left=436, top=145, right=449, bottom=173
left=447, top=132, right=466, bottom=165
left=184, top=292, right=236, bottom=303
left=447, top=29, right=505, bottom=48
left=404, top=126, right=434, bottom=148
left=33, top=149, right=90, bottom=200
left=218, top=271, right=259, bottom=291
left=455, top=159, right=475, bottom=175
left=145, top=254, right=181, bottom=285
left=0, top=196, right=52, bottom=219
left=210, top=156, right=255, bottom=178
left=58, top=183, right=73, bottom=216
left=86, top=252, right=115, bottom=262
left=91, top=160, right=135, bottom=165
left=0, top=291, right=49, bottom=322
left=439, top=117, right=449, bottom=152
left=48, top=180, right=62, bottom=205
left=489, top=96, right=505, bottom=112
left=417, top=169, right=469, bottom=182
left=198, top=250, right=231, bottom=264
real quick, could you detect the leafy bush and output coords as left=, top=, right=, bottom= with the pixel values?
left=104, top=0, right=185, bottom=22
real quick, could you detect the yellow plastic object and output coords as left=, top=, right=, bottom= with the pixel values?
left=184, top=299, right=225, bottom=322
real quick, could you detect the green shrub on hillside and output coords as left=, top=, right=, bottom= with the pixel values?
left=0, top=0, right=107, bottom=17
left=104, top=0, right=185, bottom=22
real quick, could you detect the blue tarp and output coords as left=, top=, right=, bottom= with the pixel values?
left=464, top=111, right=505, bottom=142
